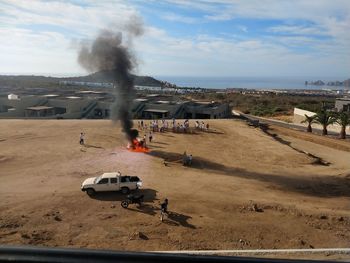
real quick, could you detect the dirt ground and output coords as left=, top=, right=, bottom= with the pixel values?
left=0, top=119, right=349, bottom=260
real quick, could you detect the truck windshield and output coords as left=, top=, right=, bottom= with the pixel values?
left=94, top=176, right=101, bottom=184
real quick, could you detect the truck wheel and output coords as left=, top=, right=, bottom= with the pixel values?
left=121, top=187, right=130, bottom=194
left=121, top=200, right=129, bottom=208
left=86, top=188, right=95, bottom=196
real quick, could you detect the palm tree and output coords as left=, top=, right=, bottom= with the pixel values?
left=314, top=110, right=337, bottom=135
left=336, top=112, right=350, bottom=139
left=301, top=114, right=316, bottom=133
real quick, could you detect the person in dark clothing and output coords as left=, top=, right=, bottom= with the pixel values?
left=160, top=198, right=168, bottom=221
left=160, top=198, right=168, bottom=214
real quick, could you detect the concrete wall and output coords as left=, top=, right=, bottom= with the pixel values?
left=293, top=108, right=316, bottom=124
left=335, top=99, right=350, bottom=112
left=0, top=96, right=45, bottom=117
left=85, top=101, right=111, bottom=119
left=47, top=99, right=90, bottom=113
left=184, top=103, right=230, bottom=119
left=142, top=103, right=183, bottom=118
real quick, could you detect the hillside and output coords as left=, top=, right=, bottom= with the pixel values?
left=0, top=71, right=163, bottom=88
left=64, top=70, right=163, bottom=86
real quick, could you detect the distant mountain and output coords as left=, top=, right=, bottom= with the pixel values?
left=63, top=70, right=163, bottom=87
left=306, top=78, right=350, bottom=87
left=0, top=70, right=164, bottom=87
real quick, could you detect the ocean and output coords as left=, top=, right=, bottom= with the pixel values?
left=156, top=76, right=347, bottom=90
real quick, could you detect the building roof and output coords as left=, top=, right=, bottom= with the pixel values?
left=76, top=91, right=105, bottom=94
left=143, top=109, right=169, bottom=113
left=42, top=94, right=59, bottom=97
left=26, top=106, right=54, bottom=111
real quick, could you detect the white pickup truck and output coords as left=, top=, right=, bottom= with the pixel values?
left=81, top=172, right=142, bottom=196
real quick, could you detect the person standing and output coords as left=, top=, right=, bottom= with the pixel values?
left=160, top=198, right=169, bottom=221
left=172, top=118, right=176, bottom=132
left=143, top=134, right=147, bottom=147
left=188, top=154, right=193, bottom=165
left=149, top=131, right=153, bottom=143
left=79, top=132, right=85, bottom=145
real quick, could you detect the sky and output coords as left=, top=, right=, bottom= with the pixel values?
left=0, top=0, right=349, bottom=78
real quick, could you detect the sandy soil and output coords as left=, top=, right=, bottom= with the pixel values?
left=0, top=119, right=349, bottom=259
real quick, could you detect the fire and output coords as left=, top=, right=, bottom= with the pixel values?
left=127, top=138, right=149, bottom=153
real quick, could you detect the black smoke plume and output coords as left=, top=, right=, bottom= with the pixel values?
left=78, top=21, right=143, bottom=143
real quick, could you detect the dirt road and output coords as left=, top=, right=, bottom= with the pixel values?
left=0, top=119, right=349, bottom=255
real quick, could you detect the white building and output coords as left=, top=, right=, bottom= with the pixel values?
left=8, top=94, right=19, bottom=100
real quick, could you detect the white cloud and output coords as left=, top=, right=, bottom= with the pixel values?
left=0, top=0, right=142, bottom=74
left=237, top=25, right=247, bottom=33
left=160, top=12, right=200, bottom=24
left=0, top=0, right=349, bottom=77
left=267, top=25, right=327, bottom=36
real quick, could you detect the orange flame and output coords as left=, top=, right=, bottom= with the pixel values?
left=127, top=139, right=150, bottom=153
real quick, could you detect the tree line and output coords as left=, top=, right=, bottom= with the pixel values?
left=302, top=110, right=350, bottom=139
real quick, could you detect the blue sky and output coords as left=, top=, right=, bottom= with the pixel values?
left=0, top=0, right=349, bottom=78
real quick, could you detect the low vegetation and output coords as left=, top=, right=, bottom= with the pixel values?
left=313, top=110, right=337, bottom=135
left=336, top=112, right=350, bottom=139
left=301, top=115, right=316, bottom=133
left=303, top=110, right=350, bottom=138
left=188, top=92, right=336, bottom=117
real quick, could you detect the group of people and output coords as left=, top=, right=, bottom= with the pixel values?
left=195, top=120, right=209, bottom=131
left=138, top=120, right=170, bottom=133
left=138, top=119, right=210, bottom=134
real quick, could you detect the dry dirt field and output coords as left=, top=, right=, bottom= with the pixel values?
left=0, top=119, right=349, bottom=259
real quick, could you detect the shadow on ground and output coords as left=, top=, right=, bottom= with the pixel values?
left=91, top=189, right=196, bottom=228
left=88, top=188, right=157, bottom=202
left=163, top=212, right=196, bottom=229
left=258, top=124, right=330, bottom=166
left=128, top=206, right=195, bottom=228
left=127, top=204, right=158, bottom=216
left=152, top=141, right=169, bottom=145
left=148, top=150, right=350, bottom=198
left=149, top=145, right=164, bottom=149
left=84, top=144, right=104, bottom=149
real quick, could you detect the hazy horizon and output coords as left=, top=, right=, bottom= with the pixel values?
left=0, top=72, right=348, bottom=80
left=1, top=71, right=348, bottom=90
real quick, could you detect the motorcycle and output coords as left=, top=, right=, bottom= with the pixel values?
left=121, top=194, right=144, bottom=208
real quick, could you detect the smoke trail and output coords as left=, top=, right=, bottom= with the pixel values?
left=78, top=20, right=143, bottom=142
